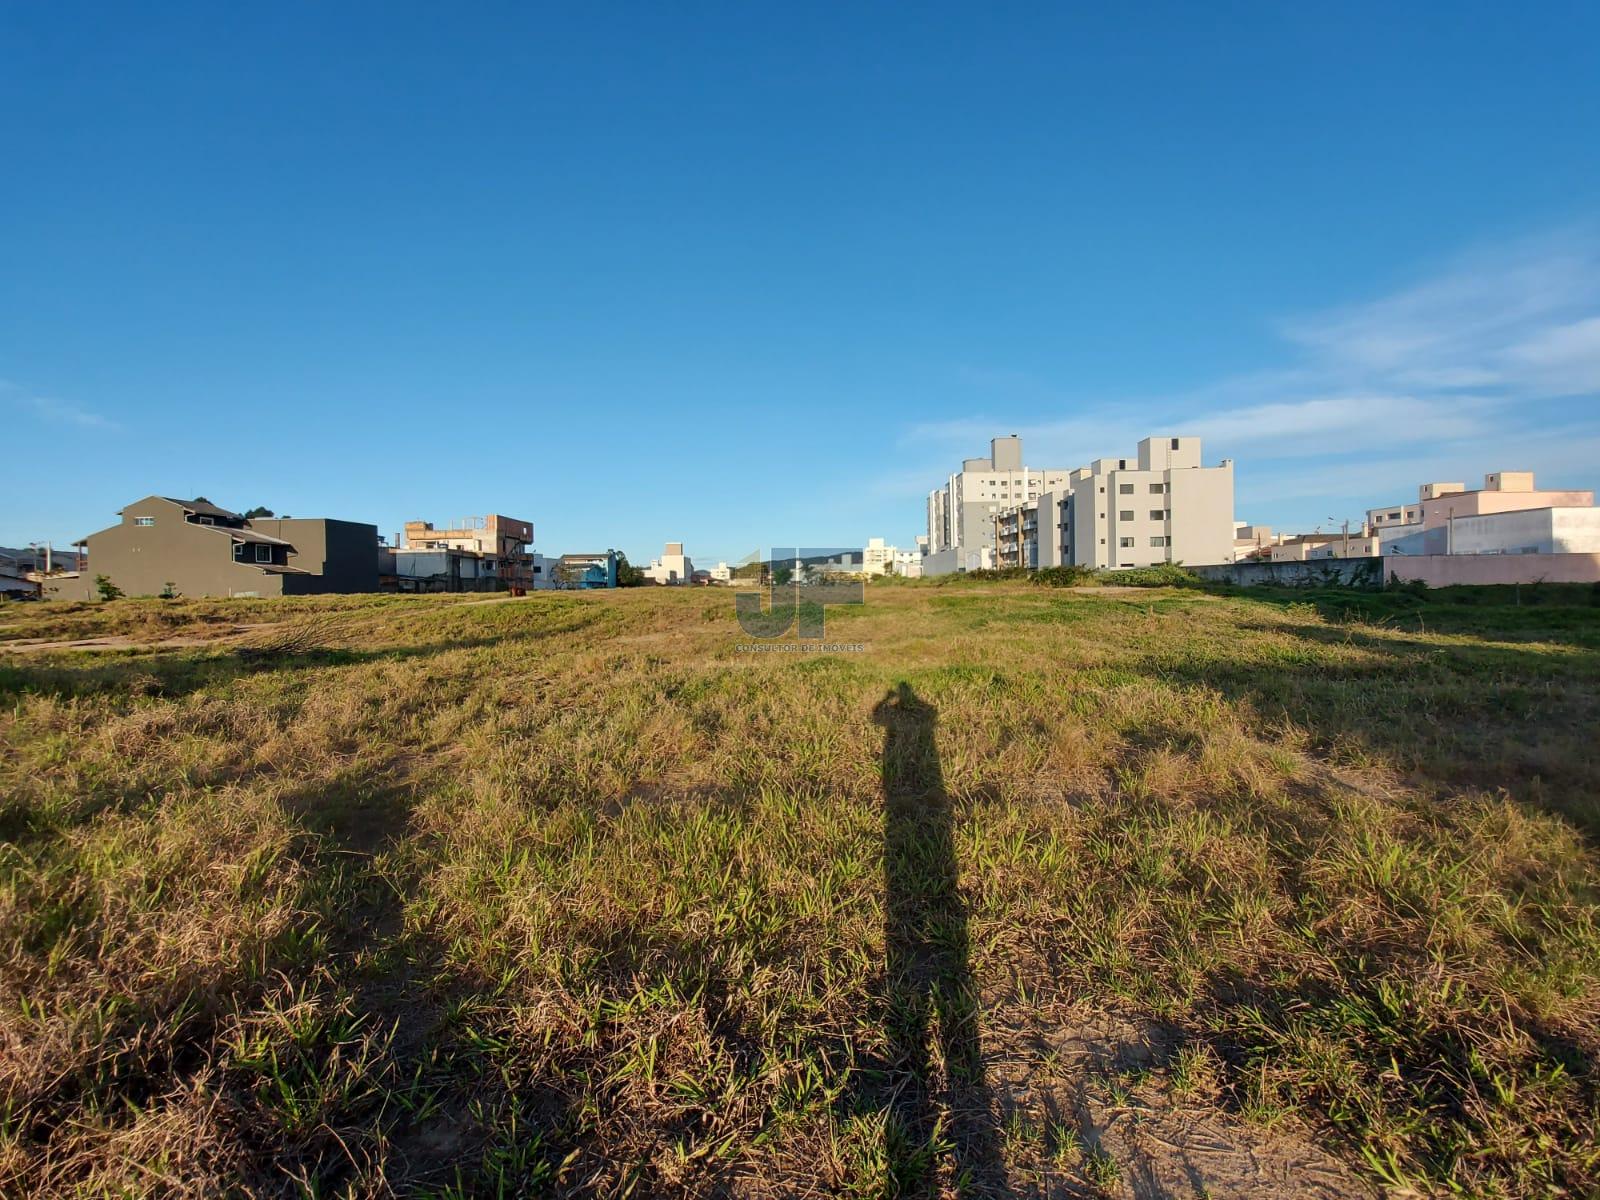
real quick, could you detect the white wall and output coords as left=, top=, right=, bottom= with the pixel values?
left=1554, top=509, right=1600, bottom=553
left=1451, top=507, right=1600, bottom=555
left=1166, top=461, right=1234, bottom=566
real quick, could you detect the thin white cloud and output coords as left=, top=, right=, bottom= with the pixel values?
left=1280, top=225, right=1600, bottom=396
left=1239, top=428, right=1600, bottom=509
left=1502, top=315, right=1600, bottom=394
left=8, top=389, right=119, bottom=431
left=904, top=227, right=1600, bottom=509
left=1189, top=394, right=1493, bottom=448
left=908, top=392, right=1492, bottom=468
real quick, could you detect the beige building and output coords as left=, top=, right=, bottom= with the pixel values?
left=1267, top=534, right=1343, bottom=562
left=46, top=496, right=378, bottom=599
left=861, top=537, right=896, bottom=576
left=1305, top=534, right=1382, bottom=560
left=862, top=536, right=925, bottom=577
left=1036, top=436, right=1235, bottom=569
left=995, top=501, right=1040, bottom=568
left=1232, top=523, right=1281, bottom=561
left=401, top=514, right=534, bottom=590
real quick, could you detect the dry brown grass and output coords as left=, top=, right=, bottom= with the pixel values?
left=1, top=583, right=1597, bottom=1197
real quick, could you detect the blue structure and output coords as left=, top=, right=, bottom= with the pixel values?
left=561, top=550, right=618, bottom=589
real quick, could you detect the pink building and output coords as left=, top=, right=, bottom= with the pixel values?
left=1418, top=472, right=1593, bottom=532
left=1381, top=472, right=1596, bottom=557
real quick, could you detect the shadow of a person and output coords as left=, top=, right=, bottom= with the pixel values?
left=872, top=682, right=1004, bottom=1193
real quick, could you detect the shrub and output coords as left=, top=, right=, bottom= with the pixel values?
left=954, top=567, right=1032, bottom=583
left=1100, top=564, right=1200, bottom=588
left=94, top=574, right=123, bottom=601
left=1033, top=565, right=1099, bottom=588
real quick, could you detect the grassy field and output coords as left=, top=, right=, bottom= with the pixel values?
left=2, top=582, right=1598, bottom=1198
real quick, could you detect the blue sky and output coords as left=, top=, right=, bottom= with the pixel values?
left=4, top=3, right=1599, bottom=564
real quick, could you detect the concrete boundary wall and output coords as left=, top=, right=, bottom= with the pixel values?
left=1192, top=558, right=1384, bottom=588
left=1194, top=553, right=1600, bottom=588
left=1385, top=553, right=1600, bottom=587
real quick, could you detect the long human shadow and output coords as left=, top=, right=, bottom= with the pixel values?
left=872, top=683, right=1005, bottom=1193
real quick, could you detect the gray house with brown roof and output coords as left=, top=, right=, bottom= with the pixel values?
left=45, top=497, right=379, bottom=599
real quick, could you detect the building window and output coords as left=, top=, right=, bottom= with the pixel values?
left=234, top=543, right=244, bottom=560
left=1150, top=536, right=1167, bottom=547
left=198, top=516, right=214, bottom=525
left=134, top=516, right=155, bottom=526
left=1170, top=438, right=1180, bottom=450
left=1119, top=510, right=1134, bottom=521
left=1119, top=537, right=1135, bottom=548
left=1119, top=483, right=1134, bottom=494
left=1149, top=483, right=1164, bottom=494
left=254, top=545, right=272, bottom=563
left=1150, top=510, right=1166, bottom=520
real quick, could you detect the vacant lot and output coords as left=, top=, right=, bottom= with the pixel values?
left=2, top=583, right=1597, bottom=1198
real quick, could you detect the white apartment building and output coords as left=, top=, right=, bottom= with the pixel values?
left=1034, top=437, right=1235, bottom=569
left=893, top=547, right=925, bottom=578
left=644, top=541, right=694, bottom=584
left=859, top=538, right=925, bottom=578
left=924, top=435, right=1072, bottom=575
left=862, top=537, right=896, bottom=576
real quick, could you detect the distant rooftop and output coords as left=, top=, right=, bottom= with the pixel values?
left=165, top=497, right=242, bottom=521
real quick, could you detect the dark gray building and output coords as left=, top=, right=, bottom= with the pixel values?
left=46, top=496, right=379, bottom=599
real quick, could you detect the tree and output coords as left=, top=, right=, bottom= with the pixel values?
left=94, top=574, right=123, bottom=601
left=243, top=506, right=275, bottom=519
left=614, top=553, right=646, bottom=587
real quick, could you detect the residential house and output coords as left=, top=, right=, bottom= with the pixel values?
left=557, top=552, right=618, bottom=589
left=0, top=552, right=37, bottom=598
left=45, top=497, right=378, bottom=599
